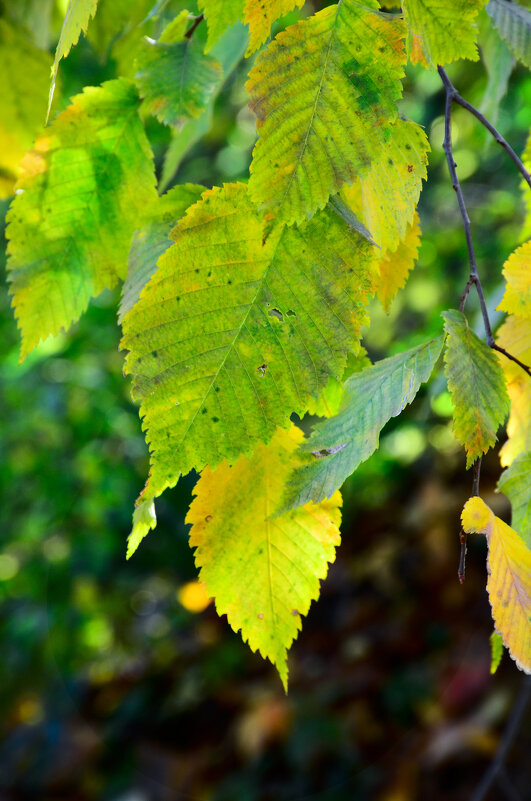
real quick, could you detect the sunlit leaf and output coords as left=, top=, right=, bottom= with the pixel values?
left=376, top=213, right=421, bottom=312
left=244, top=0, right=304, bottom=54
left=497, top=240, right=531, bottom=319
left=247, top=0, right=406, bottom=225
left=442, top=310, right=509, bottom=467
left=497, top=315, right=531, bottom=466
left=403, top=0, right=485, bottom=67
left=281, top=337, right=443, bottom=510
left=198, top=0, right=244, bottom=52
left=49, top=0, right=99, bottom=117
left=498, top=451, right=531, bottom=548
left=121, top=181, right=376, bottom=534
left=490, top=630, right=504, bottom=674
left=7, top=79, right=157, bottom=360
left=462, top=496, right=531, bottom=674
left=186, top=425, right=342, bottom=688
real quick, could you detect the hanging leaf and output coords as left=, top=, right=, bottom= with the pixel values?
left=121, top=181, right=376, bottom=542
left=342, top=118, right=429, bottom=253
left=462, top=496, right=531, bottom=674
left=498, top=452, right=531, bottom=548
left=198, top=0, right=244, bottom=52
left=375, top=213, right=421, bottom=312
left=0, top=20, right=51, bottom=198
left=135, top=14, right=222, bottom=128
left=7, top=78, right=158, bottom=360
left=479, top=11, right=515, bottom=125
left=247, top=0, right=406, bottom=225
left=119, top=183, right=205, bottom=323
left=497, top=315, right=531, bottom=466
left=403, top=0, right=485, bottom=68
left=487, top=0, right=531, bottom=69
left=244, top=0, right=304, bottom=55
left=186, top=425, right=342, bottom=689
left=281, top=337, right=443, bottom=510
left=497, top=240, right=531, bottom=319
left=48, top=0, right=99, bottom=117
left=442, top=310, right=509, bottom=467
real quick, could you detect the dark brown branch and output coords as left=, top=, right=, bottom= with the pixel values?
left=438, top=67, right=531, bottom=192
left=470, top=675, right=531, bottom=801
left=185, top=13, right=204, bottom=39
left=492, top=343, right=531, bottom=379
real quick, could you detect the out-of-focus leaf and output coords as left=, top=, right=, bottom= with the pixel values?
left=479, top=11, right=515, bottom=124
left=490, top=630, right=504, bottom=673
left=498, top=451, right=531, bottom=547
left=497, top=240, right=531, bottom=319
left=186, top=425, right=342, bottom=689
left=7, top=79, right=157, bottom=360
left=462, top=496, right=531, bottom=674
left=487, top=0, right=531, bottom=68
left=497, top=315, right=531, bottom=466
left=198, top=0, right=244, bottom=52
left=442, top=310, right=509, bottom=468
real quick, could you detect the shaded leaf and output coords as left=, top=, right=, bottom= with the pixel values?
left=7, top=78, right=157, bottom=360
left=497, top=240, right=531, bottom=319
left=487, top=0, right=531, bottom=69
left=244, top=0, right=304, bottom=54
left=119, top=183, right=205, bottom=323
left=281, top=337, right=443, bottom=510
left=442, top=310, right=509, bottom=468
left=479, top=10, right=515, bottom=124
left=462, top=496, right=531, bottom=674
left=135, top=16, right=222, bottom=128
left=121, top=181, right=376, bottom=530
left=0, top=20, right=51, bottom=198
left=247, top=0, right=406, bottom=225
left=403, top=0, right=484, bottom=67
left=498, top=451, right=531, bottom=548
left=186, top=425, right=342, bottom=689
left=497, top=315, right=531, bottom=466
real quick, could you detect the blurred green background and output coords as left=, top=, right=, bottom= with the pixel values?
left=0, top=1, right=530, bottom=799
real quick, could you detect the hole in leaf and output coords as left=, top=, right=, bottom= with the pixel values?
left=268, top=308, right=284, bottom=322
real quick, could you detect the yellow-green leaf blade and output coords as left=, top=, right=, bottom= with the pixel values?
left=198, top=0, right=244, bottom=52
left=497, top=316, right=531, bottom=467
left=49, top=0, right=99, bottom=116
left=7, top=78, right=158, bottom=360
left=442, top=309, right=509, bottom=467
left=247, top=0, right=406, bottom=225
left=375, top=212, right=421, bottom=312
left=498, top=451, right=531, bottom=548
left=186, top=425, right=342, bottom=688
left=497, top=240, right=531, bottom=319
left=490, top=630, right=504, bottom=674
left=462, top=496, right=531, bottom=674
left=403, top=0, right=485, bottom=68
left=244, top=0, right=304, bottom=55
left=121, top=181, right=376, bottom=511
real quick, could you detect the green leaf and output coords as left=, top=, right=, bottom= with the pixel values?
left=135, top=17, right=222, bottom=128
left=403, top=0, right=485, bottom=68
left=247, top=0, right=406, bottom=225
left=48, top=0, right=99, bottom=117
left=197, top=0, right=244, bottom=52
left=487, top=0, right=531, bottom=69
left=490, top=630, right=504, bottom=673
left=498, top=452, right=531, bottom=548
left=159, top=20, right=249, bottom=191
left=7, top=78, right=157, bottom=360
left=442, top=309, right=510, bottom=468
left=121, top=181, right=376, bottom=514
left=0, top=20, right=52, bottom=198
left=119, top=183, right=205, bottom=323
left=244, top=0, right=304, bottom=55
left=186, top=425, right=342, bottom=689
left=342, top=117, right=429, bottom=253
left=479, top=11, right=515, bottom=125
left=281, top=337, right=444, bottom=510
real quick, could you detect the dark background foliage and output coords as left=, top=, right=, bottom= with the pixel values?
left=0, top=2, right=530, bottom=799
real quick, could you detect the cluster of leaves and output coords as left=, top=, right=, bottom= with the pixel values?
left=2, top=0, right=531, bottom=686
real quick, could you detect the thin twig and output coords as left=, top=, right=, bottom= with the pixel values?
left=470, top=675, right=531, bottom=801
left=438, top=67, right=531, bottom=192
left=491, top=343, right=531, bottom=378
left=185, top=13, right=204, bottom=39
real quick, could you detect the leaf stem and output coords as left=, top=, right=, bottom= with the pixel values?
left=185, top=13, right=204, bottom=39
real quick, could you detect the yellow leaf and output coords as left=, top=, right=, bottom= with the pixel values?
left=403, top=0, right=485, bottom=68
left=376, top=213, right=421, bottom=312
left=497, top=241, right=531, bottom=319
left=244, top=0, right=304, bottom=54
left=186, top=425, right=342, bottom=688
left=497, top=316, right=531, bottom=466
left=461, top=497, right=531, bottom=674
